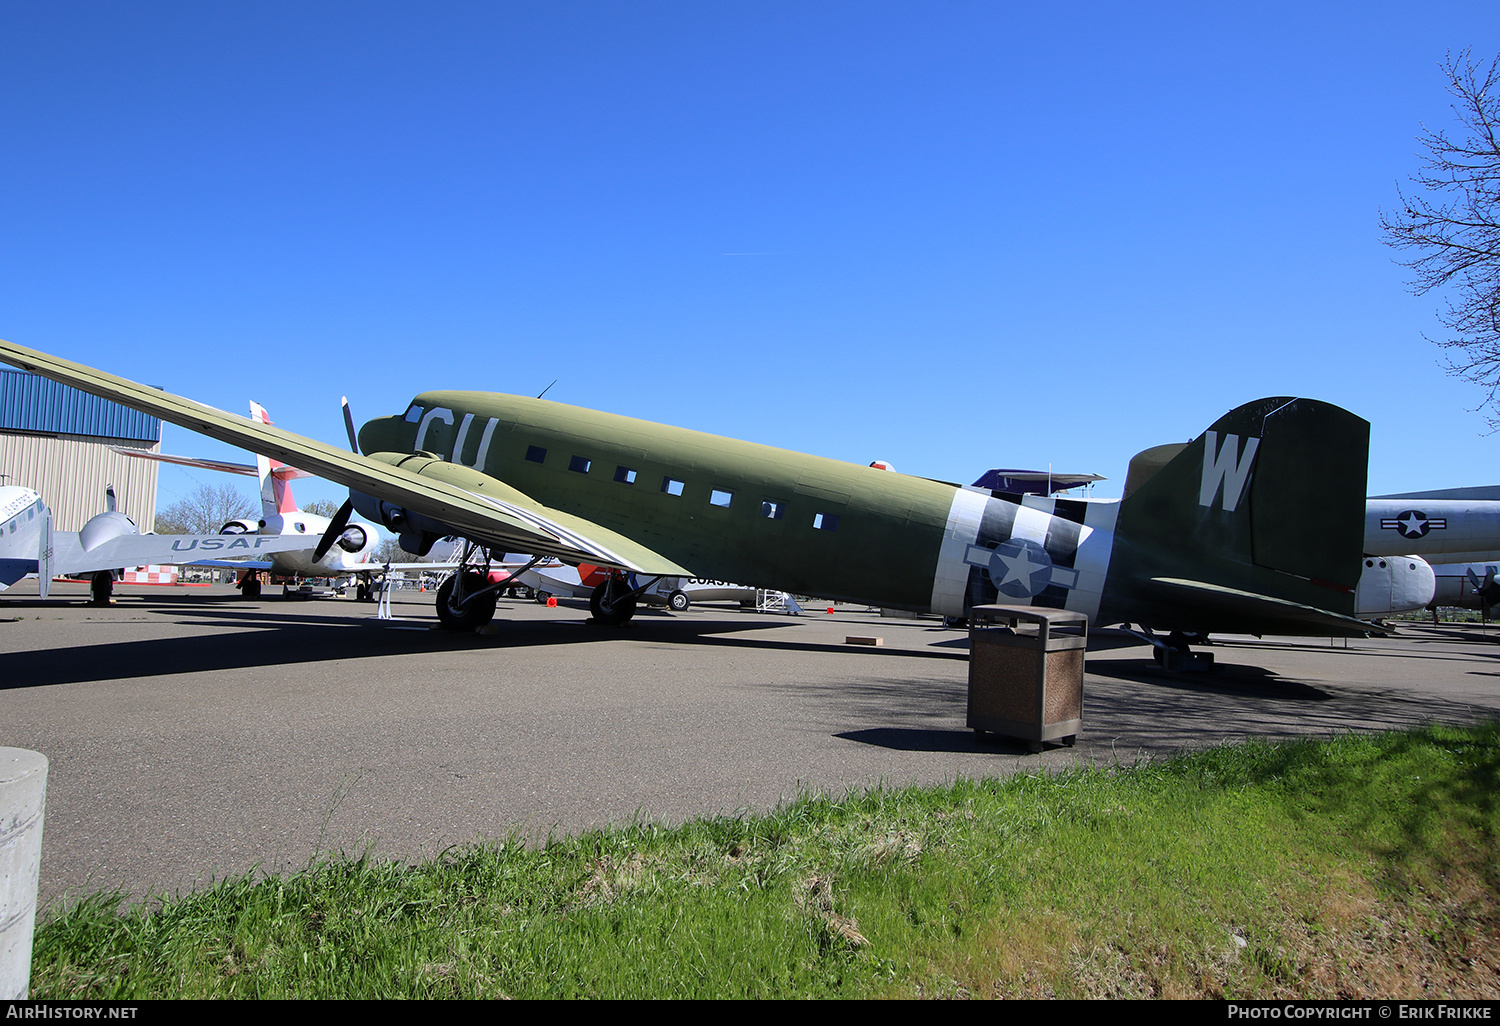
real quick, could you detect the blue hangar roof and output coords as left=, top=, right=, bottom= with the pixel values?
left=0, top=367, right=161, bottom=443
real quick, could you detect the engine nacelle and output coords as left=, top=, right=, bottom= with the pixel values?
left=335, top=524, right=370, bottom=555
left=77, top=510, right=139, bottom=552
left=352, top=451, right=542, bottom=557
left=1355, top=554, right=1435, bottom=617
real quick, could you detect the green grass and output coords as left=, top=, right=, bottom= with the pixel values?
left=30, top=724, right=1500, bottom=999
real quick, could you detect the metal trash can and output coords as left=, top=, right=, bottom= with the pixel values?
left=967, top=604, right=1086, bottom=752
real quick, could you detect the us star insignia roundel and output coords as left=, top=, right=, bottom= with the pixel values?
left=964, top=538, right=1079, bottom=599
left=1379, top=509, right=1447, bottom=539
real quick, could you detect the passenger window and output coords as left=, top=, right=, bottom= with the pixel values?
left=662, top=477, right=685, bottom=497
left=569, top=455, right=592, bottom=474
left=710, top=489, right=733, bottom=508
left=761, top=500, right=785, bottom=520
left=526, top=446, right=547, bottom=464
left=812, top=512, right=840, bottom=532
left=614, top=466, right=638, bottom=484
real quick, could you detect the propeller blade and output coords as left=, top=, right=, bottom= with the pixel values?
left=312, top=499, right=355, bottom=563
left=341, top=396, right=360, bottom=454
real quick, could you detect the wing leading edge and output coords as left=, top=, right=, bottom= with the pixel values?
left=0, top=340, right=691, bottom=577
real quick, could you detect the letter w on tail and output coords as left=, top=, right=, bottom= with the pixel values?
left=1198, top=431, right=1260, bottom=511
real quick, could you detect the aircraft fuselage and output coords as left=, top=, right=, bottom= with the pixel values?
left=358, top=392, right=1118, bottom=619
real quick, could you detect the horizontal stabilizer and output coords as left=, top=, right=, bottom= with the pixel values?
left=1144, top=578, right=1383, bottom=637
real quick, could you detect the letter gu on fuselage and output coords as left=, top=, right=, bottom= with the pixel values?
left=373, top=394, right=1115, bottom=619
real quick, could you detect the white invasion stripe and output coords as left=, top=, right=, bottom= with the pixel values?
left=929, top=488, right=988, bottom=618
left=1010, top=504, right=1052, bottom=546
left=1063, top=499, right=1118, bottom=623
left=468, top=492, right=646, bottom=571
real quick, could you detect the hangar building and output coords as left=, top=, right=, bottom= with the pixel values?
left=0, top=367, right=162, bottom=532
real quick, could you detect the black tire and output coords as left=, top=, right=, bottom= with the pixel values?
left=534, top=590, right=552, bottom=604
left=667, top=589, right=690, bottom=612
left=90, top=571, right=114, bottom=604
left=590, top=578, right=637, bottom=625
left=241, top=577, right=262, bottom=600
left=436, top=572, right=497, bottom=631
left=355, top=581, right=370, bottom=602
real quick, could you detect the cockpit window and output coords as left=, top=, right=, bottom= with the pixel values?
left=403, top=403, right=424, bottom=423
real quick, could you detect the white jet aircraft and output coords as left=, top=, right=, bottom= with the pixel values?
left=0, top=484, right=310, bottom=601
left=115, top=401, right=385, bottom=597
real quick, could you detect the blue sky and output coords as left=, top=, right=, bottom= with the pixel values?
left=3, top=1, right=1497, bottom=514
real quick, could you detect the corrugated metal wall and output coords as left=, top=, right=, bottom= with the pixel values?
left=0, top=369, right=164, bottom=531
left=0, top=434, right=160, bottom=532
left=0, top=368, right=161, bottom=442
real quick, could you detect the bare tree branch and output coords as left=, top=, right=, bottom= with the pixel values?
left=1381, top=50, right=1500, bottom=424
left=154, top=484, right=258, bottom=535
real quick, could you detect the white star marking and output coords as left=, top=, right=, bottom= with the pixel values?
left=1398, top=512, right=1427, bottom=536
left=997, top=545, right=1043, bottom=587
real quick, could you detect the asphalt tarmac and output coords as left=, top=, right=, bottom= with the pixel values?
left=3, top=578, right=1499, bottom=909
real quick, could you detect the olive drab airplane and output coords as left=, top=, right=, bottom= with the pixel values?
left=0, top=340, right=1383, bottom=654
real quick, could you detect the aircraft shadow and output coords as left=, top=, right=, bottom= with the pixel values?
left=1085, top=658, right=1335, bottom=701
left=0, top=605, right=982, bottom=690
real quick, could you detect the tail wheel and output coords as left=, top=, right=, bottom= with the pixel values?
left=436, top=572, right=497, bottom=631
left=590, top=577, right=637, bottom=626
left=667, top=589, right=690, bottom=612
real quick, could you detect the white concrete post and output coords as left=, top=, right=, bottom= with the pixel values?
left=0, top=748, right=47, bottom=1000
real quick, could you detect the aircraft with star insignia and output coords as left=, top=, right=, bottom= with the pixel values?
left=1364, top=492, right=1500, bottom=566
left=0, top=340, right=1404, bottom=662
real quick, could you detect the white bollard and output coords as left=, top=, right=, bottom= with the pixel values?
left=0, top=748, right=47, bottom=1000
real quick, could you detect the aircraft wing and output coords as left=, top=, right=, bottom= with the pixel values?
left=49, top=531, right=313, bottom=577
left=107, top=446, right=313, bottom=481
left=107, top=446, right=257, bottom=476
left=0, top=340, right=692, bottom=577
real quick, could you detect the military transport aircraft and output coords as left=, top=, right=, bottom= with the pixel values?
left=0, top=340, right=1385, bottom=656
left=0, top=482, right=310, bottom=602
left=1363, top=496, right=1500, bottom=566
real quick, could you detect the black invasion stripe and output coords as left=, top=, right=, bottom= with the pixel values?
left=1043, top=516, right=1082, bottom=570
left=1052, top=498, right=1088, bottom=525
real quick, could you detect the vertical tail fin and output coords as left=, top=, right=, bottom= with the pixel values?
left=1105, top=397, right=1370, bottom=633
left=249, top=401, right=298, bottom=517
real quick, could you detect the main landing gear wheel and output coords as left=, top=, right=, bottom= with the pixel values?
left=436, top=571, right=497, bottom=631
left=667, top=589, right=690, bottom=613
left=241, top=576, right=262, bottom=600
left=1152, top=630, right=1194, bottom=666
left=89, top=571, right=114, bottom=605
left=590, top=577, right=637, bottom=626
